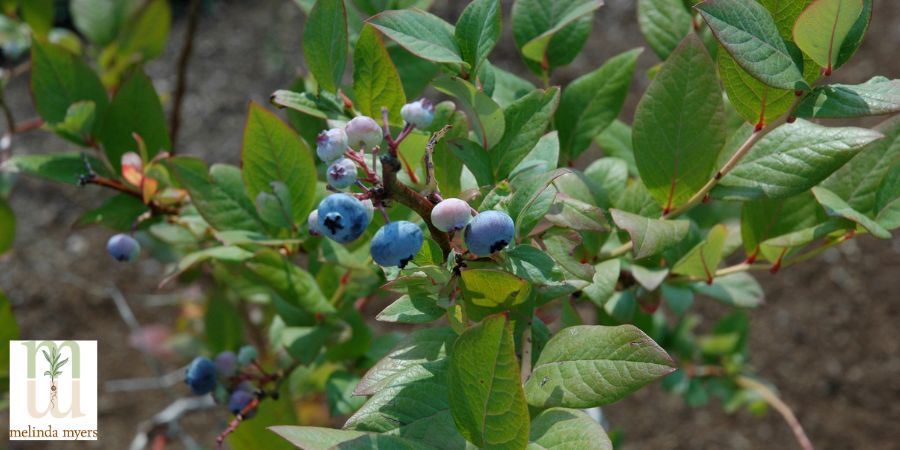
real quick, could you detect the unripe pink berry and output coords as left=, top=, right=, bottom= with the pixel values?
left=345, top=116, right=382, bottom=149
left=401, top=99, right=435, bottom=128
left=431, top=198, right=472, bottom=232
left=316, top=128, right=348, bottom=162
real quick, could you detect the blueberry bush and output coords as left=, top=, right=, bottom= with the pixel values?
left=0, top=0, right=898, bottom=449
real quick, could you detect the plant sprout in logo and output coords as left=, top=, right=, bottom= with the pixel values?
left=42, top=346, right=68, bottom=409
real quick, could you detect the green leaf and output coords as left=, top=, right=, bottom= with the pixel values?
left=795, top=77, right=900, bottom=119
left=449, top=314, right=529, bottom=449
left=242, top=102, right=317, bottom=222
left=811, top=186, right=890, bottom=238
left=671, top=224, right=728, bottom=280
left=492, top=87, right=560, bottom=180
left=270, top=90, right=329, bottom=119
left=513, top=0, right=602, bottom=65
left=271, top=426, right=434, bottom=450
left=713, top=119, right=884, bottom=200
left=205, top=296, right=244, bottom=353
left=243, top=249, right=336, bottom=315
left=510, top=132, right=559, bottom=179
left=21, top=0, right=53, bottom=36
left=637, top=0, right=693, bottom=60
left=691, top=272, right=764, bottom=308
left=117, top=0, right=171, bottom=61
left=527, top=408, right=612, bottom=450
left=875, top=165, right=900, bottom=230
left=78, top=193, right=149, bottom=230
left=376, top=292, right=445, bottom=323
left=44, top=101, right=97, bottom=146
left=557, top=48, right=641, bottom=160
left=821, top=116, right=900, bottom=215
left=355, top=327, right=456, bottom=396
left=303, top=0, right=348, bottom=93
left=491, top=65, right=536, bottom=108
left=326, top=371, right=366, bottom=416
left=454, top=0, right=501, bottom=74
left=542, top=228, right=594, bottom=281
left=353, top=24, right=406, bottom=123
left=70, top=0, right=132, bottom=46
left=696, top=0, right=807, bottom=90
left=98, top=71, right=171, bottom=171
left=595, top=121, right=637, bottom=176
left=792, top=0, right=864, bottom=71
left=460, top=269, right=532, bottom=310
left=167, top=158, right=265, bottom=232
left=609, top=209, right=690, bottom=260
left=507, top=169, right=565, bottom=237
left=584, top=157, right=629, bottom=206
left=718, top=49, right=795, bottom=127
left=834, top=0, right=871, bottom=68
left=3, top=152, right=110, bottom=185
left=30, top=41, right=109, bottom=130
left=433, top=76, right=504, bottom=150
left=632, top=34, right=725, bottom=212
left=256, top=182, right=294, bottom=229
left=368, top=9, right=463, bottom=65
left=583, top=259, right=621, bottom=307
left=505, top=244, right=566, bottom=287
left=524, top=325, right=675, bottom=408
left=513, top=3, right=593, bottom=76
left=0, top=199, right=13, bottom=255
left=346, top=361, right=468, bottom=450
left=740, top=192, right=826, bottom=262
left=759, top=0, right=813, bottom=41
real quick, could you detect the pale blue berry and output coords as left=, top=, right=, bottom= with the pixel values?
left=316, top=128, right=348, bottom=162
left=431, top=198, right=472, bottom=232
left=316, top=193, right=370, bottom=243
left=401, top=98, right=435, bottom=128
left=185, top=356, right=217, bottom=395
left=326, top=158, right=358, bottom=189
left=107, top=234, right=140, bottom=262
left=237, top=345, right=258, bottom=366
left=370, top=221, right=423, bottom=268
left=464, top=210, right=514, bottom=257
left=308, top=209, right=321, bottom=236
left=345, top=116, right=382, bottom=149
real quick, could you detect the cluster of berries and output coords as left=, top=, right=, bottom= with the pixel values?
left=184, top=345, right=268, bottom=418
left=308, top=99, right=515, bottom=267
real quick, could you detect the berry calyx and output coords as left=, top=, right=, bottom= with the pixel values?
left=345, top=116, right=382, bottom=149
left=464, top=210, right=515, bottom=257
left=107, top=234, right=140, bottom=262
left=316, top=193, right=371, bottom=243
left=401, top=98, right=435, bottom=128
left=185, top=356, right=218, bottom=395
left=326, top=157, right=358, bottom=189
left=431, top=198, right=472, bottom=232
left=370, top=221, right=424, bottom=268
left=316, top=128, right=348, bottom=162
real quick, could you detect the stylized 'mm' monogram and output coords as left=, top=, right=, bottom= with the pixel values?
left=21, top=341, right=85, bottom=419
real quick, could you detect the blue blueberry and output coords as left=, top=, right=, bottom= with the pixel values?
left=316, top=193, right=370, bottom=244
left=227, top=390, right=257, bottom=418
left=464, top=210, right=515, bottom=257
left=431, top=198, right=472, bottom=232
left=401, top=98, right=435, bottom=128
left=345, top=116, right=382, bottom=149
left=107, top=234, right=140, bottom=262
left=237, top=345, right=258, bottom=366
left=326, top=158, right=358, bottom=189
left=370, top=221, right=423, bottom=268
left=316, top=128, right=348, bottom=162
left=214, top=351, right=237, bottom=378
left=185, top=356, right=218, bottom=395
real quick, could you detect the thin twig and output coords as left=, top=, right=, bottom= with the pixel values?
left=423, top=125, right=452, bottom=195
left=169, top=0, right=203, bottom=148
left=520, top=328, right=532, bottom=384
left=737, top=376, right=814, bottom=450
left=128, top=396, right=215, bottom=450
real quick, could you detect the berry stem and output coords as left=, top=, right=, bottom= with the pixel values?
left=379, top=154, right=451, bottom=256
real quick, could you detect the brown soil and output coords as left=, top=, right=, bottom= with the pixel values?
left=1, top=1, right=898, bottom=449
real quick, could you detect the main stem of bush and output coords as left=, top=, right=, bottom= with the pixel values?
left=379, top=153, right=451, bottom=256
